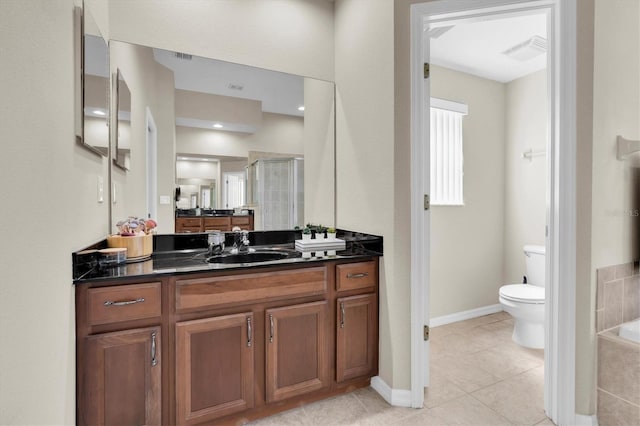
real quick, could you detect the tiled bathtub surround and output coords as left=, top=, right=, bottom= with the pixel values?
left=596, top=261, right=640, bottom=332
left=596, top=261, right=640, bottom=426
left=597, top=330, right=640, bottom=426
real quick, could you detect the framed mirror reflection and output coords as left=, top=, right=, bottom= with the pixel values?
left=108, top=39, right=335, bottom=234
left=76, top=6, right=109, bottom=157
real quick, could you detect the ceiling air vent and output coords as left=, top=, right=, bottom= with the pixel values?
left=502, top=35, right=547, bottom=61
left=228, top=84, right=244, bottom=91
left=174, top=52, right=193, bottom=61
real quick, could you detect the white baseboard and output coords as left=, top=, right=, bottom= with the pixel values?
left=430, top=304, right=503, bottom=328
left=574, top=414, right=598, bottom=426
left=370, top=376, right=413, bottom=407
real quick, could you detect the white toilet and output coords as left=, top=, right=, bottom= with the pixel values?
left=499, top=245, right=546, bottom=349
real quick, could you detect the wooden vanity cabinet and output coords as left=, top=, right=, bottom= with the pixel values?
left=77, top=257, right=379, bottom=425
left=336, top=293, right=377, bottom=382
left=176, top=215, right=254, bottom=233
left=265, top=301, right=330, bottom=402
left=175, top=313, right=254, bottom=426
left=76, top=281, right=164, bottom=426
left=175, top=217, right=203, bottom=233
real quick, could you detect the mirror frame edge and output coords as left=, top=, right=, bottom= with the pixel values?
left=75, top=2, right=108, bottom=158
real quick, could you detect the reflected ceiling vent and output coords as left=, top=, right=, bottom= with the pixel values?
left=426, top=25, right=454, bottom=39
left=502, top=35, right=547, bottom=61
left=228, top=83, right=244, bottom=91
left=174, top=52, right=193, bottom=61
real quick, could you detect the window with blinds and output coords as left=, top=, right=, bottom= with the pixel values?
left=430, top=98, right=468, bottom=206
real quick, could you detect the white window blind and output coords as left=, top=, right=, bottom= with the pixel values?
left=430, top=98, right=468, bottom=206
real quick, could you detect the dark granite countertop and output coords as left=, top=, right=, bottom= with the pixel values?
left=73, top=230, right=383, bottom=284
left=175, top=208, right=254, bottom=218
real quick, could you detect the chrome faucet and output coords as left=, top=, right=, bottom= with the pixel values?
left=207, top=231, right=225, bottom=256
left=233, top=229, right=250, bottom=253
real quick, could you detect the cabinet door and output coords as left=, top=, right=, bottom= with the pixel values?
left=336, top=294, right=377, bottom=382
left=176, top=313, right=254, bottom=426
left=265, top=301, right=329, bottom=403
left=81, top=327, right=161, bottom=426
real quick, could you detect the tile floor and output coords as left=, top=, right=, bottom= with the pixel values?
left=250, top=312, right=554, bottom=425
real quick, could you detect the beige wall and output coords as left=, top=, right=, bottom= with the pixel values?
left=575, top=0, right=640, bottom=416
left=176, top=113, right=303, bottom=159
left=335, top=0, right=406, bottom=389
left=504, top=70, right=547, bottom=284
left=304, top=78, right=336, bottom=227
left=108, top=0, right=334, bottom=82
left=430, top=66, right=506, bottom=318
left=0, top=0, right=104, bottom=423
left=109, top=41, right=176, bottom=234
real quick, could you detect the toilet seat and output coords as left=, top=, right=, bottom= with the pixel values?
left=499, top=284, right=544, bottom=304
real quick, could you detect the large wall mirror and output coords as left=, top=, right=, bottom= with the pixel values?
left=77, top=6, right=109, bottom=156
left=113, top=69, right=131, bottom=170
left=108, top=39, right=335, bottom=234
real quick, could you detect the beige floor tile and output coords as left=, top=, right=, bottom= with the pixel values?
left=429, top=331, right=494, bottom=357
left=303, top=392, right=369, bottom=425
left=429, top=394, right=512, bottom=425
left=471, top=367, right=545, bottom=425
left=534, top=417, right=555, bottom=425
left=351, top=387, right=416, bottom=425
left=392, top=407, right=451, bottom=425
left=464, top=347, right=543, bottom=380
left=432, top=354, right=502, bottom=393
left=424, top=371, right=468, bottom=408
left=248, top=406, right=309, bottom=425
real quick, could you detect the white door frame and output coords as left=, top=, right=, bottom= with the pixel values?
left=410, top=1, right=577, bottom=424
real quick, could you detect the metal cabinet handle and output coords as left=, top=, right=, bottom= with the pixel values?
left=151, top=331, right=158, bottom=367
left=340, top=302, right=345, bottom=329
left=247, top=317, right=252, bottom=347
left=269, top=314, right=274, bottom=343
left=346, top=273, right=368, bottom=279
left=104, top=298, right=145, bottom=307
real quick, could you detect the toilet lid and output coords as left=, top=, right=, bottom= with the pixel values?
left=500, top=284, right=545, bottom=304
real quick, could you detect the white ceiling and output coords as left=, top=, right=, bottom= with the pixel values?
left=429, top=13, right=547, bottom=83
left=153, top=49, right=304, bottom=118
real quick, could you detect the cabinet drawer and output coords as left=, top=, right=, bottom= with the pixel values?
left=231, top=216, right=251, bottom=226
left=176, top=267, right=327, bottom=312
left=177, top=218, right=202, bottom=227
left=336, top=261, right=377, bottom=292
left=177, top=226, right=202, bottom=233
left=87, top=282, right=162, bottom=326
left=203, top=217, right=231, bottom=230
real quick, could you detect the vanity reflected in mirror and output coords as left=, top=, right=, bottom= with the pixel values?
left=107, top=39, right=335, bottom=234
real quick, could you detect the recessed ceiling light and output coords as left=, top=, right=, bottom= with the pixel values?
left=213, top=123, right=223, bottom=128
left=297, top=106, right=305, bottom=112
left=93, top=110, right=106, bottom=116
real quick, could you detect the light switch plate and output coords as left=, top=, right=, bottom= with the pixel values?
left=97, top=176, right=104, bottom=203
left=159, top=195, right=171, bottom=205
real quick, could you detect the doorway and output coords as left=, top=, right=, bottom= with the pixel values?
left=223, top=172, right=246, bottom=209
left=410, top=1, right=578, bottom=425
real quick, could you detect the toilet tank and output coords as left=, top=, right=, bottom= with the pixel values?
left=524, top=245, right=546, bottom=287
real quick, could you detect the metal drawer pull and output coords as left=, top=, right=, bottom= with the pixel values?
left=340, top=302, right=345, bottom=328
left=347, top=273, right=368, bottom=279
left=269, top=314, right=274, bottom=343
left=247, top=317, right=252, bottom=347
left=151, top=331, right=158, bottom=367
left=103, top=298, right=145, bottom=306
